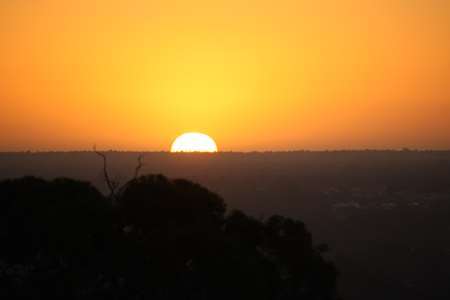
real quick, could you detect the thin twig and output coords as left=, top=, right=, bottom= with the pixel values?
left=133, top=154, right=144, bottom=180
left=93, top=145, right=117, bottom=199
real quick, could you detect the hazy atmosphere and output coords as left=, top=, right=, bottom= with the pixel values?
left=1, top=0, right=450, bottom=151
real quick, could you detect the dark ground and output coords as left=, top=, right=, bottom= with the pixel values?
left=1, top=150, right=450, bottom=299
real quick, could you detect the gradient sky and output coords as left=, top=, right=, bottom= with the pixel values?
left=1, top=0, right=450, bottom=151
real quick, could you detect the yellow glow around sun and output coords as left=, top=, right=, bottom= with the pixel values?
left=170, top=132, right=218, bottom=153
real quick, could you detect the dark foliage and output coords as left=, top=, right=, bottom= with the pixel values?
left=0, top=175, right=338, bottom=299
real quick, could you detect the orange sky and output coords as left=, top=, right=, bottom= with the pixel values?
left=1, top=0, right=450, bottom=151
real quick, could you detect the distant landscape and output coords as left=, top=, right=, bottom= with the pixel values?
left=3, top=1, right=450, bottom=298
left=1, top=150, right=450, bottom=300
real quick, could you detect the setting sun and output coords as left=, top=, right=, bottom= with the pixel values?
left=170, top=132, right=218, bottom=153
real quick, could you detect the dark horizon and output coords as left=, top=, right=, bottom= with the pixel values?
left=2, top=148, right=450, bottom=299
left=2, top=148, right=450, bottom=154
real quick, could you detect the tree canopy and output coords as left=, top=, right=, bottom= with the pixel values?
left=0, top=175, right=338, bottom=299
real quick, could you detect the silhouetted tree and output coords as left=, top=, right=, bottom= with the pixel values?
left=0, top=175, right=339, bottom=300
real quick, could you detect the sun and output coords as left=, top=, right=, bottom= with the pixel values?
left=170, top=132, right=218, bottom=153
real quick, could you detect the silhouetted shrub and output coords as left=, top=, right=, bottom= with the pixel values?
left=0, top=175, right=338, bottom=299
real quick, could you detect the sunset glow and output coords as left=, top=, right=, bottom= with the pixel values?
left=1, top=0, right=450, bottom=151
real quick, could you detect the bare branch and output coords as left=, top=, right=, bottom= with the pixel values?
left=116, top=153, right=145, bottom=197
left=93, top=145, right=117, bottom=200
left=133, top=154, right=144, bottom=180
left=94, top=147, right=146, bottom=202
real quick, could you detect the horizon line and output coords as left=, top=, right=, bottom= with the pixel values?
left=1, top=148, right=450, bottom=154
